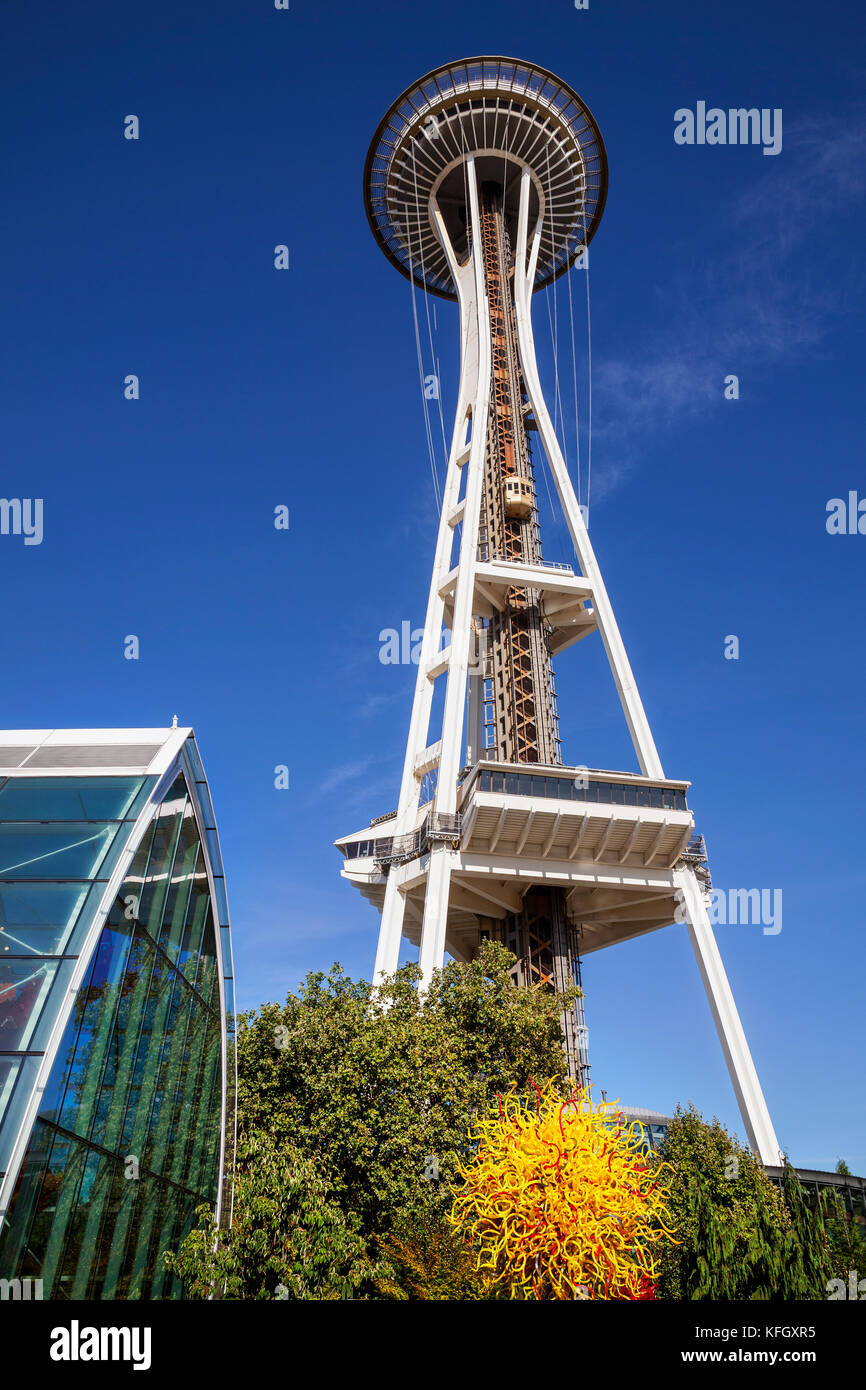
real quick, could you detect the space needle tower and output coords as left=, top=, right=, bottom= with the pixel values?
left=336, top=58, right=780, bottom=1165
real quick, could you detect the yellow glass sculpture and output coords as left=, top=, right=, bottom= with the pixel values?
left=449, top=1078, right=678, bottom=1299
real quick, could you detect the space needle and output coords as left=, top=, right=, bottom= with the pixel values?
left=336, top=58, right=780, bottom=1165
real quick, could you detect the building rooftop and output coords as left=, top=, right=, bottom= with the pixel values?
left=618, top=1106, right=675, bottom=1126
left=0, top=727, right=192, bottom=778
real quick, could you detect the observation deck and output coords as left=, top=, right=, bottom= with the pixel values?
left=363, top=56, right=608, bottom=300
left=336, top=759, right=696, bottom=962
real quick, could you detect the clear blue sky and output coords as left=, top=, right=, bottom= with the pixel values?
left=2, top=0, right=863, bottom=1171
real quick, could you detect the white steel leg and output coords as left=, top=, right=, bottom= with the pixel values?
left=373, top=872, right=406, bottom=985
left=675, top=868, right=781, bottom=1165
left=512, top=167, right=664, bottom=780
left=418, top=845, right=454, bottom=987
left=417, top=158, right=493, bottom=983
left=375, top=163, right=488, bottom=971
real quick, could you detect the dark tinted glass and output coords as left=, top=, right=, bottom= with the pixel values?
left=0, top=777, right=145, bottom=823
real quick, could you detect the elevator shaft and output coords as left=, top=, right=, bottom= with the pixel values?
left=495, top=887, right=590, bottom=1087
left=477, top=184, right=560, bottom=767
left=475, top=185, right=586, bottom=1081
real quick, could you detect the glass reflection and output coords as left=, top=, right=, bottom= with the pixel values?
left=0, top=770, right=225, bottom=1299
left=0, top=776, right=145, bottom=822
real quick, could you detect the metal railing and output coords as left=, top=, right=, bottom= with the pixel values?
left=679, top=833, right=712, bottom=891
left=427, top=812, right=461, bottom=843
left=374, top=826, right=428, bottom=867
left=476, top=551, right=575, bottom=575
left=344, top=811, right=463, bottom=868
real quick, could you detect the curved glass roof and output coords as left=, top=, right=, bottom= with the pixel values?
left=0, top=729, right=235, bottom=1299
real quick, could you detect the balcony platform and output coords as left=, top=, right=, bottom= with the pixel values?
left=438, top=558, right=598, bottom=656
left=336, top=760, right=696, bottom=962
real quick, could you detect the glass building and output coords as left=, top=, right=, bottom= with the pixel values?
left=0, top=728, right=235, bottom=1299
left=618, top=1107, right=673, bottom=1155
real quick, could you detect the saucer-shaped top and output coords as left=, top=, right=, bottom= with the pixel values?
left=364, top=57, right=608, bottom=301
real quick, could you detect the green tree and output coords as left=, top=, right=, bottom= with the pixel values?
left=776, top=1159, right=837, bottom=1297
left=822, top=1189, right=866, bottom=1280
left=166, top=941, right=574, bottom=1298
left=374, top=1212, right=493, bottom=1300
left=656, top=1104, right=836, bottom=1299
left=825, top=1157, right=866, bottom=1280
left=163, top=1129, right=372, bottom=1299
left=236, top=942, right=573, bottom=1245
left=656, top=1103, right=786, bottom=1299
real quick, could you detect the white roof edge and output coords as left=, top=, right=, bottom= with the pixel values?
left=0, top=728, right=194, bottom=743
left=0, top=727, right=196, bottom=778
left=619, top=1106, right=675, bottom=1123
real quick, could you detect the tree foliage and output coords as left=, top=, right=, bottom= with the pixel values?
left=236, top=942, right=572, bottom=1243
left=165, top=954, right=860, bottom=1302
left=374, top=1213, right=493, bottom=1300
left=166, top=942, right=574, bottom=1298
left=655, top=1103, right=838, bottom=1300
left=823, top=1159, right=866, bottom=1279
left=824, top=1195, right=866, bottom=1279
left=163, top=1129, right=373, bottom=1299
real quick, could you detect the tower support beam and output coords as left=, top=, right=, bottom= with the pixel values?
left=375, top=157, right=493, bottom=987
left=416, top=156, right=493, bottom=987
left=675, top=867, right=781, bottom=1165
left=512, top=166, right=664, bottom=780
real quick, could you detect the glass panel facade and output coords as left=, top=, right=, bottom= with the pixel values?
left=0, top=777, right=148, bottom=822
left=0, top=1056, right=41, bottom=1173
left=0, top=776, right=150, bottom=1185
left=0, top=766, right=228, bottom=1300
left=0, top=882, right=103, bottom=957
left=0, top=822, right=124, bottom=881
left=342, top=772, right=689, bottom=861
left=181, top=739, right=235, bottom=1089
left=473, top=768, right=689, bottom=811
left=604, top=1116, right=671, bottom=1155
